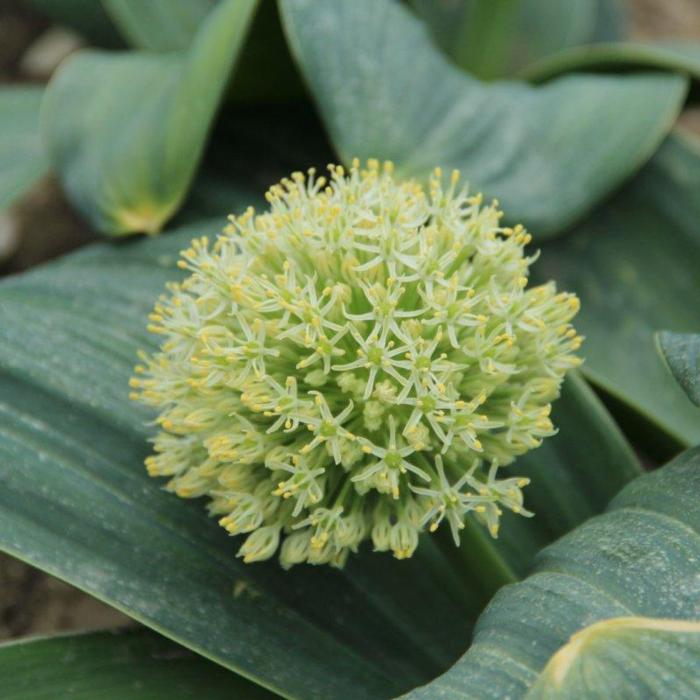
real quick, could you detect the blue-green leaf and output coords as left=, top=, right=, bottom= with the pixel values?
left=43, top=0, right=258, bottom=235
left=526, top=617, right=700, bottom=700
left=0, top=629, right=276, bottom=700
left=103, top=0, right=216, bottom=52
left=536, top=132, right=700, bottom=448
left=279, top=0, right=686, bottom=238
left=0, top=87, right=48, bottom=211
left=0, top=214, right=474, bottom=699
left=24, top=0, right=122, bottom=47
left=522, top=41, right=700, bottom=87
left=0, top=202, right=638, bottom=699
left=656, top=331, right=700, bottom=407
left=403, top=446, right=700, bottom=699
left=411, top=0, right=626, bottom=79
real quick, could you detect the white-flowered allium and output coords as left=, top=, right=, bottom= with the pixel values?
left=131, top=160, right=582, bottom=568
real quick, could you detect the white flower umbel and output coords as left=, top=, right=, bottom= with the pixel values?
left=131, top=160, right=582, bottom=568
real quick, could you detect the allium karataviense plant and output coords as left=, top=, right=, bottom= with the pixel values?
left=131, top=160, right=582, bottom=568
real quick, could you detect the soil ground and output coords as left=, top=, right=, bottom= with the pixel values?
left=0, top=0, right=699, bottom=642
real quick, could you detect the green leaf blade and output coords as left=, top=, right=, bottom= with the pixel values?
left=527, top=617, right=700, bottom=700
left=656, top=331, right=700, bottom=406
left=535, top=132, right=700, bottom=447
left=103, top=0, right=217, bottom=52
left=279, top=0, right=686, bottom=237
left=0, top=335, right=402, bottom=700
left=43, top=0, right=259, bottom=236
left=0, top=87, right=49, bottom=211
left=25, top=0, right=122, bottom=47
left=0, top=216, right=474, bottom=699
left=402, top=446, right=700, bottom=699
left=0, top=629, right=278, bottom=700
left=0, top=200, right=640, bottom=698
left=522, top=41, right=700, bottom=86
left=412, top=0, right=626, bottom=79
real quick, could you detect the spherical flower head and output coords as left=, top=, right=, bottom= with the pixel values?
left=131, top=160, right=582, bottom=569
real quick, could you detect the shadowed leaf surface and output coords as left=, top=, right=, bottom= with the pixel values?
left=25, top=0, right=122, bottom=47
left=0, top=629, right=277, bottom=700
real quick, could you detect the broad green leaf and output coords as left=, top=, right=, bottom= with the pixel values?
left=279, top=0, right=686, bottom=238
left=411, top=0, right=625, bottom=79
left=0, top=629, right=276, bottom=700
left=403, top=445, right=700, bottom=699
left=0, top=87, right=48, bottom=210
left=522, top=41, right=700, bottom=87
left=24, top=0, right=122, bottom=47
left=656, top=331, right=700, bottom=407
left=103, top=0, right=304, bottom=104
left=43, top=0, right=258, bottom=236
left=0, top=200, right=638, bottom=697
left=535, top=132, right=700, bottom=448
left=226, top=0, right=306, bottom=103
left=103, top=0, right=217, bottom=52
left=527, top=617, right=700, bottom=700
